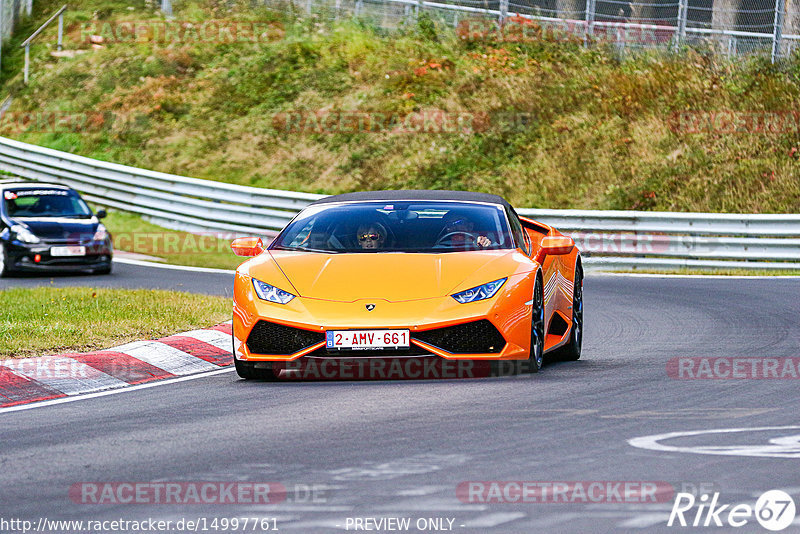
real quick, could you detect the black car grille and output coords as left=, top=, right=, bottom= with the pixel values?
left=413, top=320, right=506, bottom=354
left=246, top=321, right=325, bottom=355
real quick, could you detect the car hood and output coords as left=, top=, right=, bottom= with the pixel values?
left=14, top=217, right=99, bottom=241
left=257, top=250, right=528, bottom=302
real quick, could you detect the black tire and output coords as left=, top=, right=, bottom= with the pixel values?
left=526, top=273, right=545, bottom=373
left=232, top=339, right=279, bottom=380
left=94, top=264, right=112, bottom=275
left=551, top=262, right=583, bottom=362
left=0, top=243, right=8, bottom=278
left=234, top=357, right=279, bottom=380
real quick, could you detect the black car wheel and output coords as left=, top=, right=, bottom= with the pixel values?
left=94, top=264, right=112, bottom=275
left=232, top=340, right=279, bottom=380
left=0, top=243, right=9, bottom=277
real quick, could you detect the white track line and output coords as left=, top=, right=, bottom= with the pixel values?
left=113, top=257, right=235, bottom=274
left=0, top=367, right=236, bottom=415
left=587, top=272, right=800, bottom=279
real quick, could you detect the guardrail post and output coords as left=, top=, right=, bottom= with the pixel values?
left=306, top=0, right=312, bottom=14
left=499, top=0, right=509, bottom=24
left=23, top=43, right=29, bottom=84
left=771, top=0, right=784, bottom=63
left=161, top=0, right=172, bottom=17
left=675, top=0, right=687, bottom=51
left=585, top=0, right=595, bottom=47
left=26, top=0, right=32, bottom=16
left=57, top=11, right=64, bottom=51
left=334, top=0, right=340, bottom=20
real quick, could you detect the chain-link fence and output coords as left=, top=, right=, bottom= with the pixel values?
left=1, top=0, right=30, bottom=43
left=261, top=0, right=800, bottom=60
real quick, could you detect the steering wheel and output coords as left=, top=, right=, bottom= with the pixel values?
left=434, top=231, right=478, bottom=247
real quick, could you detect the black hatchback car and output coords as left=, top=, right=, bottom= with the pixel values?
left=0, top=181, right=113, bottom=276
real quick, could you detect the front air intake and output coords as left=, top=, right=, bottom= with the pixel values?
left=246, top=321, right=325, bottom=355
left=413, top=320, right=506, bottom=354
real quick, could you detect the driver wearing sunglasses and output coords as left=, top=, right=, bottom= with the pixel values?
left=357, top=222, right=387, bottom=250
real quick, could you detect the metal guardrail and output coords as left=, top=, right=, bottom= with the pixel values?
left=1, top=135, right=799, bottom=271
left=0, top=136, right=322, bottom=237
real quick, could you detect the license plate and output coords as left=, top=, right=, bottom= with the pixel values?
left=326, top=329, right=410, bottom=350
left=51, top=246, right=86, bottom=257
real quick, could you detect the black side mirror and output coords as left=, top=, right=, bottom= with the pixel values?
left=96, top=208, right=107, bottom=219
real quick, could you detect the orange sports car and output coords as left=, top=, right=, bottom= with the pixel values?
left=230, top=190, right=582, bottom=380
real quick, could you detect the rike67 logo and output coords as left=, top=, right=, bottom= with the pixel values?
left=668, top=490, right=796, bottom=531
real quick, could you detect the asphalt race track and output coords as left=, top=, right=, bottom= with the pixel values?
left=0, top=260, right=233, bottom=296
left=2, top=264, right=800, bottom=533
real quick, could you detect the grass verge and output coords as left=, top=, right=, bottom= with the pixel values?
left=0, top=287, right=231, bottom=359
left=101, top=209, right=243, bottom=270
left=2, top=0, right=800, bottom=213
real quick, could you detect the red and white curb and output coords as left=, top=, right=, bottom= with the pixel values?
left=0, top=322, right=233, bottom=408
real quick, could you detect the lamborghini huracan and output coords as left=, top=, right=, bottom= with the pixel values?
left=230, top=190, right=582, bottom=380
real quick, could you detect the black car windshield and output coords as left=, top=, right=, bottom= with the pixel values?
left=3, top=188, right=93, bottom=218
left=271, top=201, right=515, bottom=253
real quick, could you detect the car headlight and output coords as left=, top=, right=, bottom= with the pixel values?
left=93, top=224, right=108, bottom=241
left=10, top=224, right=40, bottom=244
left=451, top=278, right=507, bottom=304
left=252, top=278, right=296, bottom=304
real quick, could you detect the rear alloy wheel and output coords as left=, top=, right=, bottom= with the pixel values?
left=527, top=274, right=545, bottom=373
left=551, top=263, right=583, bottom=362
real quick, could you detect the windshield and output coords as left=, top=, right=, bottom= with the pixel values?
left=271, top=201, right=515, bottom=253
left=3, top=188, right=93, bottom=219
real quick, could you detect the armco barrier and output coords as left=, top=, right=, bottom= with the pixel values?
left=1, top=135, right=799, bottom=271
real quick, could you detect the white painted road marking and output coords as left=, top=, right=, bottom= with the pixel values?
left=629, top=426, right=800, bottom=458
left=0, top=368, right=235, bottom=415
